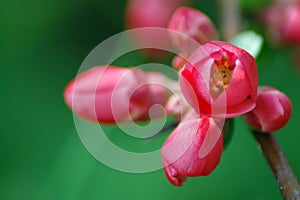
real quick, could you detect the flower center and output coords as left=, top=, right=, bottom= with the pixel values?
left=210, top=55, right=235, bottom=96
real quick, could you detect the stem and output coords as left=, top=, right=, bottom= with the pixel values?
left=253, top=131, right=300, bottom=200
left=144, top=118, right=180, bottom=142
left=218, top=0, right=300, bottom=198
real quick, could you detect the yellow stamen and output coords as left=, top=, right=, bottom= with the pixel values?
left=210, top=58, right=235, bottom=96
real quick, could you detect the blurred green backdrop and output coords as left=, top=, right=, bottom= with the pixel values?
left=1, top=0, right=299, bottom=200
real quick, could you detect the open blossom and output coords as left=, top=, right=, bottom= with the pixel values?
left=179, top=41, right=258, bottom=118
left=161, top=110, right=223, bottom=186
left=244, top=86, right=292, bottom=133
left=64, top=66, right=172, bottom=123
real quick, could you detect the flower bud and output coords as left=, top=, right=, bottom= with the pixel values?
left=161, top=110, right=223, bottom=186
left=64, top=66, right=151, bottom=123
left=125, top=0, right=186, bottom=58
left=280, top=3, right=300, bottom=44
left=165, top=92, right=190, bottom=116
left=179, top=41, right=258, bottom=118
left=125, top=0, right=182, bottom=29
left=244, top=86, right=292, bottom=133
left=172, top=54, right=188, bottom=70
left=146, top=72, right=174, bottom=106
left=264, top=1, right=300, bottom=45
left=168, top=7, right=218, bottom=54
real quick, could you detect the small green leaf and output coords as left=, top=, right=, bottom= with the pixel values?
left=223, top=118, right=235, bottom=150
left=229, top=31, right=263, bottom=59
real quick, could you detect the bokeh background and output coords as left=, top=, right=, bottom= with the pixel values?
left=1, top=0, right=299, bottom=199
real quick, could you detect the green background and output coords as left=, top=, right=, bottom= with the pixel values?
left=1, top=0, right=299, bottom=199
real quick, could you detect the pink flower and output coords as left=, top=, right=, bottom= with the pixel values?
left=179, top=41, right=258, bottom=118
left=165, top=92, right=190, bottom=116
left=64, top=66, right=173, bottom=123
left=126, top=0, right=182, bottom=29
left=244, top=86, right=292, bottom=133
left=125, top=0, right=186, bottom=57
left=264, top=1, right=300, bottom=45
left=64, top=66, right=152, bottom=123
left=161, top=110, right=223, bottom=186
left=168, top=7, right=218, bottom=55
left=172, top=54, right=188, bottom=70
left=146, top=72, right=174, bottom=106
left=280, top=3, right=300, bottom=44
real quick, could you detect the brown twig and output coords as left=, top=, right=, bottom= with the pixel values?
left=253, top=131, right=300, bottom=200
left=218, top=0, right=300, bottom=198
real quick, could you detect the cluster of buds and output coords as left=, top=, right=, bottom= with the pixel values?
left=163, top=38, right=260, bottom=185
left=64, top=6, right=292, bottom=186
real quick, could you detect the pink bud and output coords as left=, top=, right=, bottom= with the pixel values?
left=146, top=72, right=173, bottom=106
left=168, top=7, right=218, bottom=54
left=126, top=0, right=182, bottom=29
left=244, top=86, right=292, bottom=133
left=179, top=41, right=258, bottom=118
left=162, top=110, right=223, bottom=186
left=165, top=92, right=190, bottom=116
left=280, top=3, right=300, bottom=44
left=125, top=0, right=186, bottom=57
left=264, top=1, right=300, bottom=45
left=64, top=66, right=151, bottom=123
left=172, top=54, right=188, bottom=70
